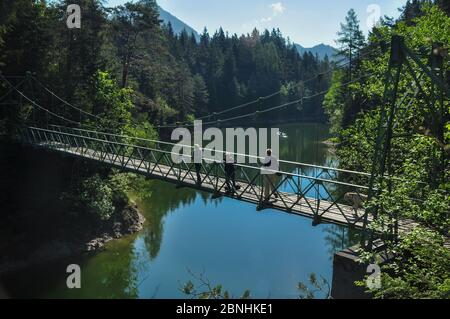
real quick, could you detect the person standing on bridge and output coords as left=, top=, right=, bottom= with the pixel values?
left=261, top=149, right=280, bottom=203
left=224, top=152, right=238, bottom=194
left=194, top=144, right=203, bottom=186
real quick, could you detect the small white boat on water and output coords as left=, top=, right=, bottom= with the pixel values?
left=277, top=131, right=288, bottom=139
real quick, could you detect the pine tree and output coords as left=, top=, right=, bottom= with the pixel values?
left=192, top=74, right=209, bottom=116
left=110, top=0, right=160, bottom=88
left=221, top=49, right=240, bottom=106
left=336, top=9, right=365, bottom=66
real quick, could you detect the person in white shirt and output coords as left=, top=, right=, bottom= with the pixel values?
left=261, top=149, right=280, bottom=202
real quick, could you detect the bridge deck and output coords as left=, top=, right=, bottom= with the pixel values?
left=36, top=141, right=419, bottom=233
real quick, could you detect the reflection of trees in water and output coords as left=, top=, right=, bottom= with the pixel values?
left=135, top=181, right=215, bottom=260
left=91, top=242, right=141, bottom=299
left=212, top=123, right=332, bottom=170
left=323, top=225, right=361, bottom=260
left=279, top=123, right=332, bottom=168
left=1, top=242, right=142, bottom=299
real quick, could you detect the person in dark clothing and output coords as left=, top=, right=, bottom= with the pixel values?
left=224, top=153, right=238, bottom=194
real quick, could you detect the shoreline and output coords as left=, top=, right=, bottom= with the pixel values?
left=0, top=203, right=145, bottom=277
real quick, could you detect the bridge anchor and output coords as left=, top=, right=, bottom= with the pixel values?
left=312, top=215, right=322, bottom=227
left=256, top=201, right=267, bottom=211
left=211, top=191, right=223, bottom=199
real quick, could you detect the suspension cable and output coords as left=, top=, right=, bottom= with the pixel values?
left=192, top=45, right=384, bottom=124
left=157, top=71, right=376, bottom=128
left=30, top=76, right=105, bottom=122
left=1, top=40, right=387, bottom=130
left=0, top=74, right=81, bottom=125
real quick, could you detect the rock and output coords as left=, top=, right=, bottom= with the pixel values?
left=79, top=204, right=145, bottom=253
left=111, top=204, right=145, bottom=235
left=85, top=238, right=106, bottom=252
left=123, top=204, right=145, bottom=234
left=112, top=222, right=123, bottom=239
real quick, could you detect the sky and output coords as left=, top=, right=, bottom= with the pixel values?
left=106, top=0, right=408, bottom=47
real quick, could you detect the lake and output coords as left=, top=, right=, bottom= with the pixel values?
left=1, top=123, right=359, bottom=299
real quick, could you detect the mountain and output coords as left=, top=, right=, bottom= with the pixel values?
left=158, top=6, right=200, bottom=41
left=295, top=43, right=338, bottom=61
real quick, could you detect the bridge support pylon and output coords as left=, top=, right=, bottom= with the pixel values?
left=256, top=200, right=268, bottom=211
left=211, top=192, right=223, bottom=199
left=312, top=215, right=322, bottom=227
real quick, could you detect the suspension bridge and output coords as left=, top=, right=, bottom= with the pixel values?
left=0, top=36, right=448, bottom=239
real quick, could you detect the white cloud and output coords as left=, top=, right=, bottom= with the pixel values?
left=260, top=16, right=273, bottom=23
left=259, top=2, right=286, bottom=24
left=241, top=2, right=286, bottom=30
left=270, top=2, right=286, bottom=16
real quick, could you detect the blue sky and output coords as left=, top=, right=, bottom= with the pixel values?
left=106, top=0, right=407, bottom=47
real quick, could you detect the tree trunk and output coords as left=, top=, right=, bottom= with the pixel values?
left=121, top=54, right=130, bottom=88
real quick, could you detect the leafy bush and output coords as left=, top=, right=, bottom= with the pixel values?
left=80, top=174, right=115, bottom=222
left=108, top=171, right=134, bottom=210
left=371, top=228, right=450, bottom=299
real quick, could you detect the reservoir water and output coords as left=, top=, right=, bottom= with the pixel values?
left=1, top=123, right=360, bottom=299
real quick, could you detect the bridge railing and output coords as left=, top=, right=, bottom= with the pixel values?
left=20, top=125, right=371, bottom=227
left=48, top=125, right=371, bottom=180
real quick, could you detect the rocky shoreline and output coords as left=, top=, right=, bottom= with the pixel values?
left=86, top=203, right=145, bottom=251
left=0, top=203, right=145, bottom=276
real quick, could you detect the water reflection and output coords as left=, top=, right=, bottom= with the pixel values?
left=279, top=123, right=334, bottom=167
left=132, top=181, right=200, bottom=260
left=2, top=123, right=360, bottom=299
left=323, top=225, right=361, bottom=260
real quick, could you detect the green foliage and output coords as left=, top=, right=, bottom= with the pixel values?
left=329, top=3, right=450, bottom=299
left=181, top=271, right=332, bottom=300
left=0, top=0, right=53, bottom=74
left=61, top=170, right=138, bottom=223
left=107, top=171, right=134, bottom=210
left=297, top=273, right=332, bottom=299
left=336, top=8, right=365, bottom=59
left=1, top=0, right=448, bottom=300
left=153, top=97, right=178, bottom=124
left=163, top=26, right=331, bottom=123
left=80, top=174, right=115, bottom=222
left=192, top=74, right=209, bottom=117
left=0, top=0, right=332, bottom=130
left=323, top=69, right=346, bottom=135
left=371, top=228, right=450, bottom=299
left=128, top=175, right=154, bottom=200
left=180, top=270, right=251, bottom=300
left=125, top=117, right=159, bottom=149
left=92, top=70, right=134, bottom=133
left=110, top=0, right=160, bottom=88
left=323, top=8, right=373, bottom=133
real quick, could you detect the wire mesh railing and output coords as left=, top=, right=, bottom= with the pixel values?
left=19, top=125, right=372, bottom=228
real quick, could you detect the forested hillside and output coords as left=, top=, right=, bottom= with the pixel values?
left=295, top=43, right=337, bottom=61
left=0, top=0, right=331, bottom=133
